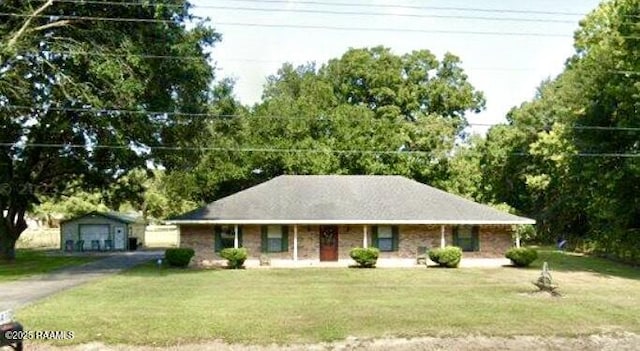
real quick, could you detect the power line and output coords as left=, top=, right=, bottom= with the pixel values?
left=35, top=2, right=579, bottom=24
left=1, top=143, right=639, bottom=158
left=195, top=5, right=579, bottom=24
left=0, top=143, right=435, bottom=155
left=50, top=0, right=584, bottom=17
left=215, top=22, right=572, bottom=37
left=513, top=152, right=640, bottom=158
left=0, top=12, right=574, bottom=37
left=213, top=0, right=586, bottom=17
left=5, top=105, right=640, bottom=132
left=6, top=49, right=540, bottom=71
left=0, top=12, right=176, bottom=23
left=10, top=49, right=640, bottom=76
left=573, top=125, right=640, bottom=131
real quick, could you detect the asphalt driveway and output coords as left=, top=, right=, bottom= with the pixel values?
left=0, top=251, right=163, bottom=310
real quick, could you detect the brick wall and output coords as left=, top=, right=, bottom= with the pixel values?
left=474, top=225, right=513, bottom=258
left=179, top=223, right=514, bottom=265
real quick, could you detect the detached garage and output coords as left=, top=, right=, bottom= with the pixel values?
left=60, top=211, right=146, bottom=251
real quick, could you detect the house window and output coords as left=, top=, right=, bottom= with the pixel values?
left=373, top=225, right=399, bottom=252
left=215, top=225, right=242, bottom=252
left=454, top=225, right=479, bottom=252
left=261, top=225, right=288, bottom=253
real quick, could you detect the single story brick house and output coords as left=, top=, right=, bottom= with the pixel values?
left=167, top=175, right=535, bottom=267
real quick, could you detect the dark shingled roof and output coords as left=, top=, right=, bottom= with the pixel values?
left=169, top=175, right=534, bottom=224
left=61, top=211, right=145, bottom=224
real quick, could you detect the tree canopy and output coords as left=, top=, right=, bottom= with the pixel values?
left=0, top=0, right=219, bottom=260
left=480, top=0, right=640, bottom=262
left=165, top=46, right=486, bottom=203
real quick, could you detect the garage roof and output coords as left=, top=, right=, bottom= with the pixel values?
left=61, top=211, right=144, bottom=224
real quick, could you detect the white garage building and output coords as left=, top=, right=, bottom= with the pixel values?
left=60, top=211, right=146, bottom=251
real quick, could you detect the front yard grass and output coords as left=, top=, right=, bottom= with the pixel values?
left=0, top=249, right=96, bottom=282
left=17, top=249, right=640, bottom=346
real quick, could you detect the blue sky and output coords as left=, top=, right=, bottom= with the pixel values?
left=191, top=0, right=602, bottom=133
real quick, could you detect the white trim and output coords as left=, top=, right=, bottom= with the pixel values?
left=167, top=219, right=535, bottom=225
left=363, top=225, right=368, bottom=248
left=293, top=225, right=298, bottom=261
left=233, top=224, right=239, bottom=249
left=515, top=231, right=521, bottom=248
left=440, top=225, right=445, bottom=248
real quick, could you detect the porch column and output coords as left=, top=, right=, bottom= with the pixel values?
left=293, top=224, right=298, bottom=261
left=515, top=230, right=521, bottom=248
left=233, top=224, right=239, bottom=249
left=362, top=225, right=368, bottom=248
left=440, top=225, right=445, bottom=248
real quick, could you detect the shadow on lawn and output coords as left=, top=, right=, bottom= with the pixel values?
left=527, top=248, right=640, bottom=280
left=0, top=249, right=96, bottom=281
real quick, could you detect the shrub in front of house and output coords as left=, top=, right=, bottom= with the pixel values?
left=165, top=248, right=195, bottom=268
left=506, top=247, right=538, bottom=267
left=349, top=247, right=380, bottom=268
left=220, top=248, right=248, bottom=269
left=428, top=246, right=462, bottom=268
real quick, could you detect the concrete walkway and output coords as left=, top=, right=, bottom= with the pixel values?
left=0, top=251, right=163, bottom=310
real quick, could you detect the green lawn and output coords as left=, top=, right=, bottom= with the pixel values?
left=17, top=249, right=640, bottom=346
left=0, top=249, right=96, bottom=282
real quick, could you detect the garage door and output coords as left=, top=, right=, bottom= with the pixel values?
left=80, top=225, right=110, bottom=251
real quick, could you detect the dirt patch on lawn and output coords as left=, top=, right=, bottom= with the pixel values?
left=22, top=333, right=640, bottom=351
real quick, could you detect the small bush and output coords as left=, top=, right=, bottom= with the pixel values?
left=165, top=248, right=195, bottom=268
left=220, top=248, right=248, bottom=269
left=505, top=247, right=538, bottom=267
left=349, top=247, right=380, bottom=268
left=428, top=246, right=462, bottom=268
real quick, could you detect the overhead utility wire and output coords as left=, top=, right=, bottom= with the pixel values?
left=1, top=143, right=638, bottom=158
left=43, top=0, right=586, bottom=17
left=5, top=105, right=640, bottom=132
left=0, top=13, right=573, bottom=37
left=10, top=50, right=640, bottom=75
left=0, top=143, right=435, bottom=155
left=163, top=5, right=580, bottom=24
left=512, top=152, right=640, bottom=158
left=200, top=22, right=571, bottom=37
left=210, top=0, right=587, bottom=17
left=25, top=2, right=580, bottom=24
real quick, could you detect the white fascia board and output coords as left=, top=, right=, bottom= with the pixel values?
left=166, top=219, right=536, bottom=225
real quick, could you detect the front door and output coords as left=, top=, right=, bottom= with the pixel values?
left=319, top=225, right=339, bottom=261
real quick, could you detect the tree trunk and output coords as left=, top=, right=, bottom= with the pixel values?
left=0, top=211, right=27, bottom=262
left=0, top=224, right=18, bottom=262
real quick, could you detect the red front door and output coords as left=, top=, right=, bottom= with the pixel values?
left=319, top=225, right=339, bottom=261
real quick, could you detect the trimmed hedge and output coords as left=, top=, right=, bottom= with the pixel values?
left=165, top=248, right=195, bottom=268
left=428, top=246, right=462, bottom=268
left=349, top=247, right=380, bottom=268
left=220, top=248, right=248, bottom=269
left=506, top=247, right=538, bottom=267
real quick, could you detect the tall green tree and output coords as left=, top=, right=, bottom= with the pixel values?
left=176, top=47, right=485, bottom=203
left=0, top=0, right=219, bottom=260
left=481, top=0, right=640, bottom=261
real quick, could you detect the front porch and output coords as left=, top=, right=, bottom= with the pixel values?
left=195, top=257, right=511, bottom=268
left=179, top=224, right=517, bottom=266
